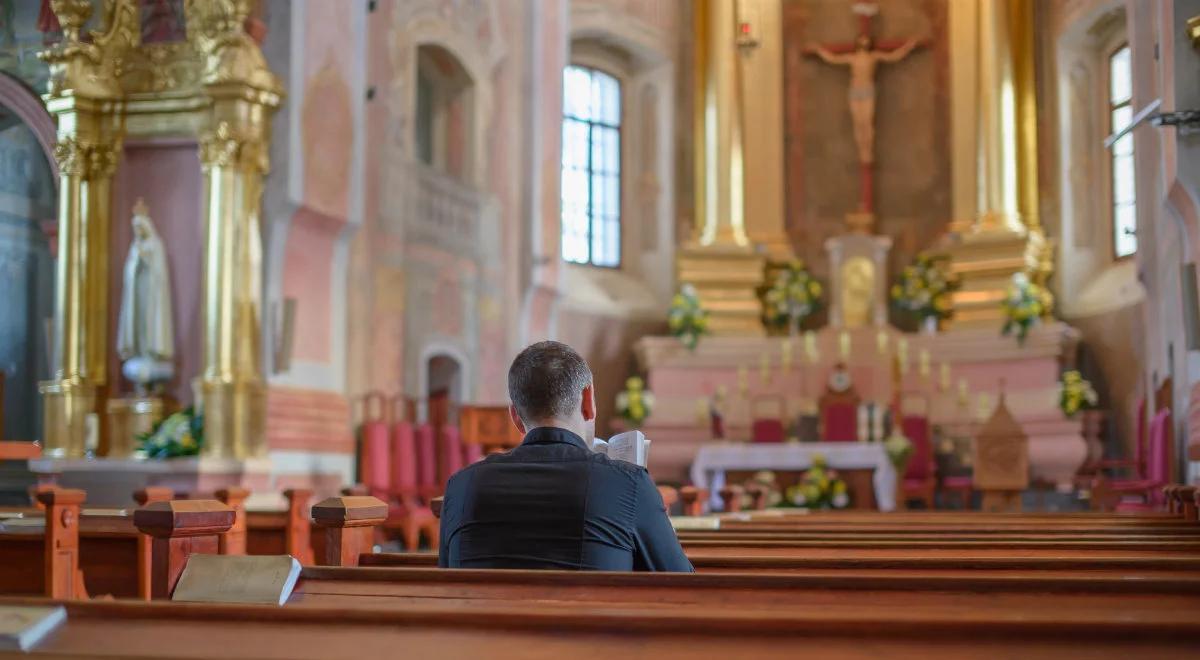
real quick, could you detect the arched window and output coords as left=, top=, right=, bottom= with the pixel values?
left=561, top=65, right=621, bottom=268
left=1108, top=44, right=1136, bottom=258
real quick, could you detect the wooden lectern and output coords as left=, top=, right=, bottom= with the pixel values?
left=973, top=391, right=1029, bottom=512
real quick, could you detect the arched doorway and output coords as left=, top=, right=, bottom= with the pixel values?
left=425, top=353, right=463, bottom=430
left=0, top=74, right=56, bottom=441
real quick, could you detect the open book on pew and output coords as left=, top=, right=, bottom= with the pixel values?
left=0, top=605, right=66, bottom=651
left=591, top=430, right=651, bottom=467
left=173, top=554, right=302, bottom=606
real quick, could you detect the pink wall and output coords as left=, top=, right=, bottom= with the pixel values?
left=109, top=140, right=203, bottom=405
left=281, top=207, right=337, bottom=363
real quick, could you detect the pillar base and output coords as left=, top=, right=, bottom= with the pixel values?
left=677, top=242, right=766, bottom=336
left=39, top=380, right=97, bottom=459
left=105, top=396, right=164, bottom=458
left=196, top=378, right=266, bottom=459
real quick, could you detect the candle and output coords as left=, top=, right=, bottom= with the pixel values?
left=957, top=378, right=969, bottom=406
left=781, top=339, right=794, bottom=372
left=918, top=349, right=931, bottom=378
left=804, top=331, right=818, bottom=363
left=977, top=392, right=993, bottom=420
left=940, top=363, right=951, bottom=391
left=759, top=352, right=770, bottom=384
left=897, top=338, right=910, bottom=374
left=737, top=365, right=749, bottom=398
left=839, top=331, right=851, bottom=361
left=876, top=330, right=889, bottom=355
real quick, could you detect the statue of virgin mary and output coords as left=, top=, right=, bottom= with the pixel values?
left=117, top=199, right=175, bottom=391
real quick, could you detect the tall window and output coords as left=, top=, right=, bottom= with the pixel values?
left=1109, top=44, right=1136, bottom=258
left=561, top=65, right=621, bottom=267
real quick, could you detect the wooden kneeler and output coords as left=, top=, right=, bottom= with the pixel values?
left=133, top=500, right=235, bottom=598
left=311, top=496, right=388, bottom=567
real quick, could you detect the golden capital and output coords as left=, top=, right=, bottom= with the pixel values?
left=199, top=121, right=268, bottom=172
left=87, top=142, right=122, bottom=179
left=53, top=136, right=90, bottom=177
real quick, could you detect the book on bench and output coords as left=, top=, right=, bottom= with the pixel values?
left=592, top=430, right=651, bottom=467
left=0, top=605, right=67, bottom=651
left=172, top=555, right=303, bottom=606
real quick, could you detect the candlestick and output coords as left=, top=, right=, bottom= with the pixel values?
left=918, top=349, right=931, bottom=378
left=838, top=331, right=851, bottom=361
left=737, top=365, right=749, bottom=398
left=759, top=352, right=770, bottom=385
left=876, top=330, right=889, bottom=355
left=939, top=363, right=951, bottom=391
left=804, top=331, right=818, bottom=363
left=957, top=378, right=969, bottom=406
left=781, top=339, right=793, bottom=373
left=897, top=338, right=910, bottom=374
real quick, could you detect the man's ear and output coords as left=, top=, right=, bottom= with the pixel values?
left=508, top=405, right=527, bottom=434
left=581, top=384, right=597, bottom=423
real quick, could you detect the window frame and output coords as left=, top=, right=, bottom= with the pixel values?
left=1105, top=41, right=1136, bottom=261
left=561, top=63, right=624, bottom=269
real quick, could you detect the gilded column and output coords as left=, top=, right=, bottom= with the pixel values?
left=37, top=1, right=132, bottom=456
left=677, top=0, right=766, bottom=336
left=944, top=0, right=1048, bottom=327
left=188, top=0, right=282, bottom=458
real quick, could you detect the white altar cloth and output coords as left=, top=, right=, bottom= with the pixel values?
left=689, top=442, right=897, bottom=512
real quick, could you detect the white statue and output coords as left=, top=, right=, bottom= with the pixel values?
left=117, top=198, right=175, bottom=392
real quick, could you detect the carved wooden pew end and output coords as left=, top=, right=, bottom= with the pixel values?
left=36, top=488, right=87, bottom=599
left=679, top=486, right=707, bottom=517
left=311, top=496, right=388, bottom=567
left=133, top=500, right=235, bottom=599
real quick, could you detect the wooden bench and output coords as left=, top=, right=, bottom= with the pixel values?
left=2, top=595, right=1198, bottom=659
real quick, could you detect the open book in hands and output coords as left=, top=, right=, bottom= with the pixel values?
left=592, top=430, right=651, bottom=467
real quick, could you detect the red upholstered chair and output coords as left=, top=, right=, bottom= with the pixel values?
left=900, top=415, right=936, bottom=509
left=438, top=425, right=465, bottom=485
left=414, top=423, right=439, bottom=501
left=819, top=393, right=859, bottom=442
left=1097, top=398, right=1147, bottom=477
left=1093, top=409, right=1171, bottom=511
left=384, top=420, right=438, bottom=551
left=359, top=393, right=391, bottom=502
left=751, top=419, right=786, bottom=443
left=461, top=441, right=484, bottom=466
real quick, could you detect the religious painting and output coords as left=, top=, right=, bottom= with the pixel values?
left=782, top=0, right=950, bottom=277
left=139, top=0, right=186, bottom=44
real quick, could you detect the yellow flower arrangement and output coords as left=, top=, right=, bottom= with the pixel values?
left=782, top=453, right=851, bottom=510
left=763, top=259, right=824, bottom=334
left=1058, top=370, right=1099, bottom=417
left=891, top=252, right=961, bottom=324
left=616, top=376, right=655, bottom=425
left=1001, top=272, right=1054, bottom=344
left=668, top=284, right=709, bottom=350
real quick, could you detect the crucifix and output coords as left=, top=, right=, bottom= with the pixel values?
left=806, top=2, right=927, bottom=219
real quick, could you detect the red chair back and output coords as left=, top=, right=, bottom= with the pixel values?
left=822, top=403, right=857, bottom=442
left=439, top=425, right=465, bottom=486
left=390, top=420, right=418, bottom=498
left=414, top=423, right=438, bottom=499
left=901, top=415, right=933, bottom=480
left=462, top=441, right=484, bottom=466
left=751, top=419, right=786, bottom=443
left=1146, top=409, right=1171, bottom=505
left=360, top=393, right=391, bottom=500
left=1133, top=397, right=1147, bottom=471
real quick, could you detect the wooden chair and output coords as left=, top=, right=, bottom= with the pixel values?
left=750, top=394, right=786, bottom=443
left=460, top=405, right=524, bottom=453
left=899, top=393, right=936, bottom=509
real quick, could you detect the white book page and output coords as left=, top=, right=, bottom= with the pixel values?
left=605, top=430, right=647, bottom=467
left=591, top=438, right=609, bottom=456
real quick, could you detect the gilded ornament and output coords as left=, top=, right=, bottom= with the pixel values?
left=53, top=137, right=90, bottom=177
left=87, top=142, right=122, bottom=179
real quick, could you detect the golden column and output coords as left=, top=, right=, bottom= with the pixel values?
left=677, top=0, right=767, bottom=336
left=944, top=0, right=1049, bottom=327
left=37, top=0, right=133, bottom=457
left=188, top=0, right=282, bottom=458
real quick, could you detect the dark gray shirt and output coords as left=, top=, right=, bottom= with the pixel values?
left=438, top=426, right=693, bottom=572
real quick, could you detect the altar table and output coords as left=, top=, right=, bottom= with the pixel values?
left=690, top=442, right=897, bottom=512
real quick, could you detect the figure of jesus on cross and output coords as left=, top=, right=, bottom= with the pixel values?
left=806, top=2, right=927, bottom=216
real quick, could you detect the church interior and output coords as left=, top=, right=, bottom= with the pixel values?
left=0, top=0, right=1198, bottom=655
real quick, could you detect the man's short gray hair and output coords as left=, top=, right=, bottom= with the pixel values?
left=507, top=341, right=593, bottom=425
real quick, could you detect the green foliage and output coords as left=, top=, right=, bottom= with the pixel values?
left=138, top=407, right=204, bottom=459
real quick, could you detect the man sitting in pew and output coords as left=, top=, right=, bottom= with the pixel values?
left=439, top=341, right=692, bottom=572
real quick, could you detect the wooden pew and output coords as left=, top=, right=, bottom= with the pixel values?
left=3, top=595, right=1198, bottom=659
left=245, top=489, right=314, bottom=565
left=0, top=489, right=86, bottom=599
